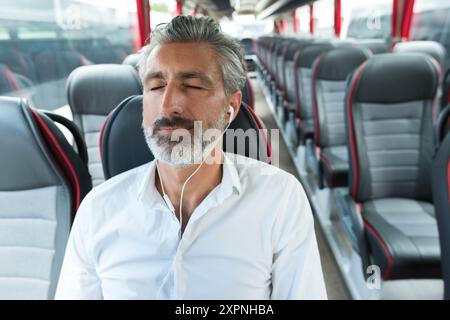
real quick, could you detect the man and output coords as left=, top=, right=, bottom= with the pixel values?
left=55, top=16, right=327, bottom=299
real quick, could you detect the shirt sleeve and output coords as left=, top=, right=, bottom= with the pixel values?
left=54, top=195, right=103, bottom=300
left=270, top=178, right=328, bottom=300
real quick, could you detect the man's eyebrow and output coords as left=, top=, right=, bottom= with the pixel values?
left=176, top=71, right=214, bottom=86
left=144, top=71, right=165, bottom=82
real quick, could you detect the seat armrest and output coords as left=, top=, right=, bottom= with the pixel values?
left=336, top=192, right=371, bottom=272
left=42, top=111, right=89, bottom=166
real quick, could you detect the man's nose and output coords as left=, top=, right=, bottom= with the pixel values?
left=160, top=84, right=183, bottom=117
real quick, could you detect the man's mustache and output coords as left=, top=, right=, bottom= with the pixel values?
left=152, top=116, right=195, bottom=135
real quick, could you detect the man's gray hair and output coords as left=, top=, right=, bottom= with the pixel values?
left=138, top=16, right=246, bottom=97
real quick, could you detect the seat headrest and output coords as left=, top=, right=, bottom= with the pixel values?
left=0, top=97, right=59, bottom=190
left=297, top=43, right=334, bottom=68
left=241, top=77, right=254, bottom=109
left=66, top=64, right=142, bottom=115
left=101, top=96, right=270, bottom=179
left=284, top=40, right=312, bottom=61
left=315, top=47, right=371, bottom=81
left=122, top=53, right=140, bottom=70
left=393, top=41, right=447, bottom=68
left=357, top=39, right=389, bottom=55
left=350, top=53, right=439, bottom=103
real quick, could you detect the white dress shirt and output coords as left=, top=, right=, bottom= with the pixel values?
left=55, top=153, right=327, bottom=300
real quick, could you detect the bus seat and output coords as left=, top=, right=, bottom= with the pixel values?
left=0, top=97, right=91, bottom=299
left=393, top=41, right=447, bottom=69
left=34, top=50, right=90, bottom=83
left=83, top=46, right=128, bottom=64
left=344, top=53, right=441, bottom=280
left=122, top=53, right=140, bottom=70
left=282, top=39, right=313, bottom=146
left=273, top=38, right=293, bottom=107
left=100, top=96, right=271, bottom=179
left=294, top=42, right=333, bottom=143
left=432, top=106, right=450, bottom=300
left=436, top=105, right=450, bottom=148
left=442, top=70, right=450, bottom=110
left=394, top=41, right=447, bottom=119
left=66, top=64, right=142, bottom=186
left=242, top=76, right=255, bottom=110
left=356, top=39, right=389, bottom=55
left=312, top=47, right=371, bottom=188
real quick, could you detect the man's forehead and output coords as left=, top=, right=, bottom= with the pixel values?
left=145, top=43, right=222, bottom=78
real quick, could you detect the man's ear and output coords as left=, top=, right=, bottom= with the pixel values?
left=228, top=90, right=242, bottom=122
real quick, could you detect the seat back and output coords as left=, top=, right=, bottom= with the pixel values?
left=436, top=105, right=450, bottom=147
left=66, top=64, right=142, bottom=186
left=283, top=40, right=312, bottom=110
left=357, top=39, right=389, bottom=55
left=122, top=53, right=140, bottom=70
left=432, top=107, right=450, bottom=299
left=443, top=69, right=450, bottom=110
left=34, top=50, right=89, bottom=83
left=83, top=46, right=127, bottom=64
left=0, top=97, right=91, bottom=299
left=274, top=39, right=292, bottom=90
left=313, top=47, right=371, bottom=147
left=294, top=43, right=333, bottom=131
left=241, top=76, right=255, bottom=109
left=100, top=96, right=271, bottom=179
left=393, top=41, right=447, bottom=69
left=346, top=53, right=439, bottom=202
left=394, top=41, right=447, bottom=118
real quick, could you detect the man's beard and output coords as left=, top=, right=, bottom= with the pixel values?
left=143, top=107, right=227, bottom=168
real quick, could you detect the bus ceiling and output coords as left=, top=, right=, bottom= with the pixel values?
left=136, top=0, right=418, bottom=48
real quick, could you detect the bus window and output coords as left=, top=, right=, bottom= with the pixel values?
left=0, top=0, right=138, bottom=111
left=410, top=0, right=450, bottom=66
left=342, top=0, right=392, bottom=40
left=150, top=0, right=178, bottom=29
left=314, top=0, right=335, bottom=38
left=295, top=5, right=311, bottom=35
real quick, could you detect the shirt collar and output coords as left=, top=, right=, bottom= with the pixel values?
left=222, top=152, right=242, bottom=195
left=136, top=152, right=242, bottom=205
left=136, top=160, right=160, bottom=206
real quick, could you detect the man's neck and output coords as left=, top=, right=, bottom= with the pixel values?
left=155, top=147, right=224, bottom=230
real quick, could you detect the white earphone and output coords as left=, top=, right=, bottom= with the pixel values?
left=228, top=106, right=234, bottom=126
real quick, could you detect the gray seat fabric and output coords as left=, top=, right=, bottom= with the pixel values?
left=295, top=43, right=333, bottom=139
left=320, top=145, right=348, bottom=187
left=364, top=199, right=440, bottom=280
left=393, top=41, right=447, bottom=69
left=283, top=40, right=312, bottom=114
left=0, top=97, right=92, bottom=299
left=313, top=47, right=371, bottom=187
left=34, top=50, right=89, bottom=83
left=346, top=53, right=441, bottom=280
left=442, top=70, right=450, bottom=109
left=357, top=39, right=389, bottom=55
left=393, top=41, right=448, bottom=118
left=432, top=109, right=450, bottom=299
left=66, top=64, right=142, bottom=186
left=242, top=76, right=254, bottom=109
left=122, top=53, right=140, bottom=70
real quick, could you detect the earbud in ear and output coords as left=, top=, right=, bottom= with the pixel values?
left=228, top=106, right=234, bottom=126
